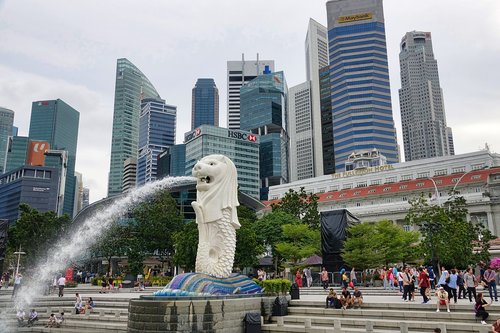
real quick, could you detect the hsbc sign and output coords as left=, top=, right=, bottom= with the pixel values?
left=228, top=131, right=257, bottom=142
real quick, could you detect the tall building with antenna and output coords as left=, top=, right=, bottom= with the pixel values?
left=107, top=58, right=161, bottom=197
left=226, top=54, right=274, bottom=130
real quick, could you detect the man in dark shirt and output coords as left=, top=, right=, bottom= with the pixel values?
left=340, top=287, right=353, bottom=309
left=353, top=287, right=363, bottom=308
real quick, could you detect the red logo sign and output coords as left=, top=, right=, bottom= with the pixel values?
left=195, top=128, right=201, bottom=136
left=248, top=134, right=257, bottom=142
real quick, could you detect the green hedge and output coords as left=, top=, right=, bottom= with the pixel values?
left=255, top=278, right=291, bottom=295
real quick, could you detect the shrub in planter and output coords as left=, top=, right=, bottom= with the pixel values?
left=261, top=279, right=292, bottom=295
left=65, top=281, right=78, bottom=288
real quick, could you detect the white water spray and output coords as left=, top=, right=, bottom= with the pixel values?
left=6, top=176, right=196, bottom=314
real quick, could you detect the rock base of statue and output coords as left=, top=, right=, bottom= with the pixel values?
left=153, top=272, right=262, bottom=297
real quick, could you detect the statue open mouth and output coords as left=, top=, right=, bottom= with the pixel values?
left=200, top=176, right=211, bottom=184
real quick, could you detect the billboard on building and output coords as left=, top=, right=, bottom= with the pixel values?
left=27, top=141, right=49, bottom=166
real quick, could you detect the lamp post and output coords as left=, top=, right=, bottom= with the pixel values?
left=13, top=246, right=26, bottom=276
left=427, top=177, right=441, bottom=206
left=451, top=166, right=489, bottom=195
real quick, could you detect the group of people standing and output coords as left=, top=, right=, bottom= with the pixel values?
left=294, top=267, right=313, bottom=288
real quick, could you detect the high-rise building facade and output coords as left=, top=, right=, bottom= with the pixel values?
left=184, top=125, right=260, bottom=198
left=5, top=136, right=29, bottom=173
left=82, top=187, right=90, bottom=208
left=191, top=78, right=219, bottom=129
left=122, top=157, right=137, bottom=193
left=108, top=58, right=161, bottom=196
left=240, top=71, right=288, bottom=200
left=320, top=65, right=335, bottom=174
left=0, top=107, right=14, bottom=174
left=29, top=99, right=79, bottom=217
left=288, top=81, right=314, bottom=181
left=156, top=144, right=186, bottom=179
left=305, top=19, right=329, bottom=177
left=399, top=31, right=454, bottom=161
left=227, top=54, right=274, bottom=129
left=136, top=98, right=176, bottom=187
left=326, top=0, right=399, bottom=171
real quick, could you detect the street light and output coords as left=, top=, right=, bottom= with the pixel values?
left=451, top=165, right=489, bottom=195
left=13, top=246, right=26, bottom=276
left=427, top=177, right=441, bottom=206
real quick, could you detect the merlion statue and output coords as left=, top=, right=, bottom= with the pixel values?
left=154, top=154, right=261, bottom=296
left=191, top=154, right=240, bottom=278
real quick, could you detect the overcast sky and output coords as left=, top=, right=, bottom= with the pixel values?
left=1, top=0, right=499, bottom=203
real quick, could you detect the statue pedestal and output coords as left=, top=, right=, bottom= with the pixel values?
left=154, top=272, right=262, bottom=297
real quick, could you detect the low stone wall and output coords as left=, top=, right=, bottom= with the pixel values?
left=128, top=295, right=272, bottom=333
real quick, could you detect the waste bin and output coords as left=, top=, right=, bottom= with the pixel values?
left=272, top=296, right=288, bottom=316
left=244, top=312, right=261, bottom=333
left=290, top=283, right=300, bottom=300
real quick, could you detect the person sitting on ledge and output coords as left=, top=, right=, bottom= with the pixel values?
left=436, top=287, right=450, bottom=312
left=55, top=312, right=65, bottom=327
left=340, top=287, right=353, bottom=309
left=325, top=288, right=342, bottom=309
left=16, top=308, right=25, bottom=326
left=46, top=314, right=56, bottom=328
left=27, top=309, right=38, bottom=327
left=353, top=287, right=363, bottom=308
left=492, top=318, right=500, bottom=332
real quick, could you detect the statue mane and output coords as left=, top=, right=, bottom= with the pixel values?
left=195, top=155, right=240, bottom=227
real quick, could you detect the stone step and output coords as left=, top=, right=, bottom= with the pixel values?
left=271, top=315, right=490, bottom=333
left=262, top=323, right=430, bottom=333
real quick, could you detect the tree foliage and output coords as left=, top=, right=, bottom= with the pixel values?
left=7, top=204, right=72, bottom=269
left=172, top=221, right=198, bottom=271
left=271, top=187, right=320, bottom=228
left=275, top=224, right=320, bottom=264
left=406, top=194, right=494, bottom=268
left=341, top=220, right=420, bottom=270
left=90, top=221, right=130, bottom=274
left=132, top=191, right=183, bottom=265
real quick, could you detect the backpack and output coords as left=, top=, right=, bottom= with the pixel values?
left=474, top=302, right=482, bottom=314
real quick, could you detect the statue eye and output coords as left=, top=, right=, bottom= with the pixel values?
left=209, top=162, right=214, bottom=166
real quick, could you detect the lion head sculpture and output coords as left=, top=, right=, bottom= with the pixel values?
left=192, top=154, right=240, bottom=227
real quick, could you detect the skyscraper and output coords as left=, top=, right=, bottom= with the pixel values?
left=326, top=0, right=399, bottom=171
left=240, top=70, right=288, bottom=200
left=0, top=107, right=14, bottom=174
left=136, top=98, right=176, bottom=186
left=108, top=58, right=161, bottom=196
left=305, top=18, right=329, bottom=176
left=320, top=65, right=335, bottom=174
left=29, top=99, right=79, bottom=217
left=288, top=82, right=314, bottom=181
left=191, top=78, right=219, bottom=129
left=399, top=31, right=454, bottom=161
left=227, top=54, right=274, bottom=129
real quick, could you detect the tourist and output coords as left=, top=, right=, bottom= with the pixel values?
left=381, top=266, right=387, bottom=290
left=340, top=286, right=353, bottom=309
left=484, top=267, right=498, bottom=302
left=16, top=308, right=26, bottom=326
left=436, top=287, right=450, bottom=312
left=428, top=266, right=435, bottom=290
left=86, top=297, right=95, bottom=310
left=341, top=269, right=349, bottom=289
left=492, top=318, right=500, bottom=332
left=464, top=267, right=477, bottom=303
left=295, top=269, right=303, bottom=288
left=402, top=267, right=412, bottom=302
left=46, top=313, right=56, bottom=328
left=387, top=267, right=394, bottom=290
left=0, top=276, right=3, bottom=289
left=11, top=273, right=22, bottom=299
left=408, top=267, right=416, bottom=302
left=397, top=267, right=404, bottom=293
left=305, top=267, right=312, bottom=288
left=350, top=267, right=357, bottom=288
left=475, top=292, right=491, bottom=325
left=353, top=287, right=363, bottom=308
left=321, top=267, right=329, bottom=290
left=418, top=267, right=430, bottom=304
left=55, top=312, right=65, bottom=327
left=4, top=272, right=10, bottom=289
left=447, top=269, right=458, bottom=304
left=75, top=293, right=83, bottom=314
left=27, top=309, right=38, bottom=327
left=457, top=270, right=466, bottom=299
left=257, top=268, right=265, bottom=281
left=57, top=275, right=66, bottom=297
left=325, top=288, right=341, bottom=309
left=109, top=276, right=114, bottom=290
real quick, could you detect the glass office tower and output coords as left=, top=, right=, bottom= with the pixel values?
left=0, top=107, right=14, bottom=174
left=326, top=0, right=399, bottom=171
left=29, top=99, right=79, bottom=217
left=240, top=70, right=288, bottom=200
left=108, top=58, right=161, bottom=196
left=136, top=98, right=176, bottom=186
left=191, top=78, right=219, bottom=129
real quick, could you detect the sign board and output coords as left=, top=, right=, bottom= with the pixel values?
left=27, top=141, right=49, bottom=166
left=332, top=164, right=394, bottom=179
left=338, top=12, right=373, bottom=23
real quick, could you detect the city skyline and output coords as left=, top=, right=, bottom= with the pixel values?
left=0, top=0, right=499, bottom=202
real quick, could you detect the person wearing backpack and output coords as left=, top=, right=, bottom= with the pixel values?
left=475, top=292, right=491, bottom=325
